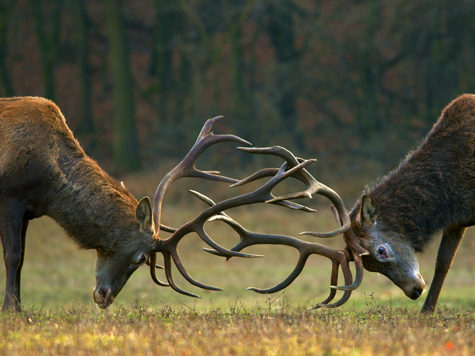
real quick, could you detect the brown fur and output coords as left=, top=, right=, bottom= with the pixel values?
left=349, top=94, right=475, bottom=312
left=0, top=97, right=154, bottom=311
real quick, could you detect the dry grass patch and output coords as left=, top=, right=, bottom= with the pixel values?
left=1, top=303, right=474, bottom=355
left=1, top=172, right=475, bottom=355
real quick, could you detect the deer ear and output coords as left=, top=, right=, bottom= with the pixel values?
left=360, top=195, right=379, bottom=226
left=136, top=196, right=153, bottom=233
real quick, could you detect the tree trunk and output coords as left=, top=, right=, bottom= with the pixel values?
left=104, top=0, right=141, bottom=171
left=30, top=0, right=61, bottom=101
left=72, top=0, right=94, bottom=135
left=151, top=0, right=176, bottom=126
left=0, top=0, right=15, bottom=96
left=265, top=1, right=305, bottom=151
left=230, top=23, right=248, bottom=132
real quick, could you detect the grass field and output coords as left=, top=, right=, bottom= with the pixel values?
left=1, top=303, right=474, bottom=355
left=1, top=171, right=475, bottom=355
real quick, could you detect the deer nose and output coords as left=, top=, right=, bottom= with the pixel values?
left=408, top=273, right=425, bottom=300
left=93, top=286, right=114, bottom=309
left=409, top=286, right=423, bottom=300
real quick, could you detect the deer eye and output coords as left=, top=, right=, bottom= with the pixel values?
left=134, top=253, right=147, bottom=265
left=377, top=246, right=387, bottom=256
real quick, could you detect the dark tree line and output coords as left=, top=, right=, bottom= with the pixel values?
left=1, top=0, right=475, bottom=177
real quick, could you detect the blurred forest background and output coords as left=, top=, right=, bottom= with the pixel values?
left=1, top=0, right=475, bottom=182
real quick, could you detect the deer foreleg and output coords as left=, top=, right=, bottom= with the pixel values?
left=0, top=202, right=27, bottom=312
left=421, top=226, right=466, bottom=313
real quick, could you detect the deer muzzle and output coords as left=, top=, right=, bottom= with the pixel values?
left=93, top=285, right=115, bottom=309
left=402, top=272, right=425, bottom=300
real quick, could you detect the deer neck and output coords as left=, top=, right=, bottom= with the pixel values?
left=366, top=152, right=462, bottom=252
left=47, top=156, right=139, bottom=250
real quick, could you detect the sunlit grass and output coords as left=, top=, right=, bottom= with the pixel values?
left=1, top=303, right=474, bottom=355
left=2, top=172, right=475, bottom=355
left=2, top=187, right=475, bottom=312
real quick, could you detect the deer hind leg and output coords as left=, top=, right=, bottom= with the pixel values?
left=421, top=226, right=466, bottom=313
left=0, top=202, right=27, bottom=312
left=13, top=220, right=28, bottom=308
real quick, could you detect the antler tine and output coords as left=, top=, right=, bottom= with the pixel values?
left=247, top=252, right=310, bottom=294
left=186, top=189, right=263, bottom=259
left=152, top=159, right=322, bottom=296
left=308, top=206, right=366, bottom=292
left=148, top=251, right=169, bottom=287
left=149, top=118, right=366, bottom=308
left=161, top=250, right=201, bottom=298
left=152, top=231, right=228, bottom=298
left=152, top=223, right=261, bottom=299
left=152, top=116, right=251, bottom=237
left=237, top=146, right=301, bottom=165
left=230, top=167, right=316, bottom=214
left=300, top=186, right=368, bottom=257
left=330, top=229, right=365, bottom=291
left=203, top=215, right=315, bottom=291
left=308, top=255, right=353, bottom=309
left=149, top=117, right=256, bottom=295
left=188, top=190, right=231, bottom=219
left=234, top=146, right=307, bottom=185
left=169, top=248, right=224, bottom=293
left=160, top=224, right=177, bottom=233
left=323, top=206, right=366, bottom=292
left=204, top=215, right=356, bottom=304
left=235, top=146, right=354, bottom=237
left=310, top=260, right=339, bottom=306
left=270, top=200, right=317, bottom=212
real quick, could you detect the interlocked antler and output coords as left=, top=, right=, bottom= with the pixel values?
left=150, top=117, right=368, bottom=308
left=202, top=146, right=369, bottom=308
left=205, top=215, right=354, bottom=308
left=149, top=116, right=258, bottom=296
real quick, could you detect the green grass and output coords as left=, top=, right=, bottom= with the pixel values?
left=1, top=175, right=475, bottom=355
left=1, top=303, right=474, bottom=355
left=6, top=201, right=474, bottom=313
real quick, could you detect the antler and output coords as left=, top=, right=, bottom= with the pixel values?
left=149, top=116, right=258, bottom=296
left=150, top=117, right=368, bottom=308
left=200, top=146, right=369, bottom=308
left=205, top=215, right=353, bottom=308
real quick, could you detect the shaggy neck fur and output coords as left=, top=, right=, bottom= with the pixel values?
left=47, top=129, right=139, bottom=252
left=351, top=94, right=475, bottom=252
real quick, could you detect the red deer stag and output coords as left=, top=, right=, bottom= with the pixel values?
left=176, top=94, right=475, bottom=313
left=0, top=97, right=164, bottom=311
left=1, top=96, right=364, bottom=312
left=346, top=94, right=475, bottom=313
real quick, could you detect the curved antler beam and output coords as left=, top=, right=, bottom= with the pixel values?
left=204, top=214, right=357, bottom=306
left=149, top=117, right=367, bottom=308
